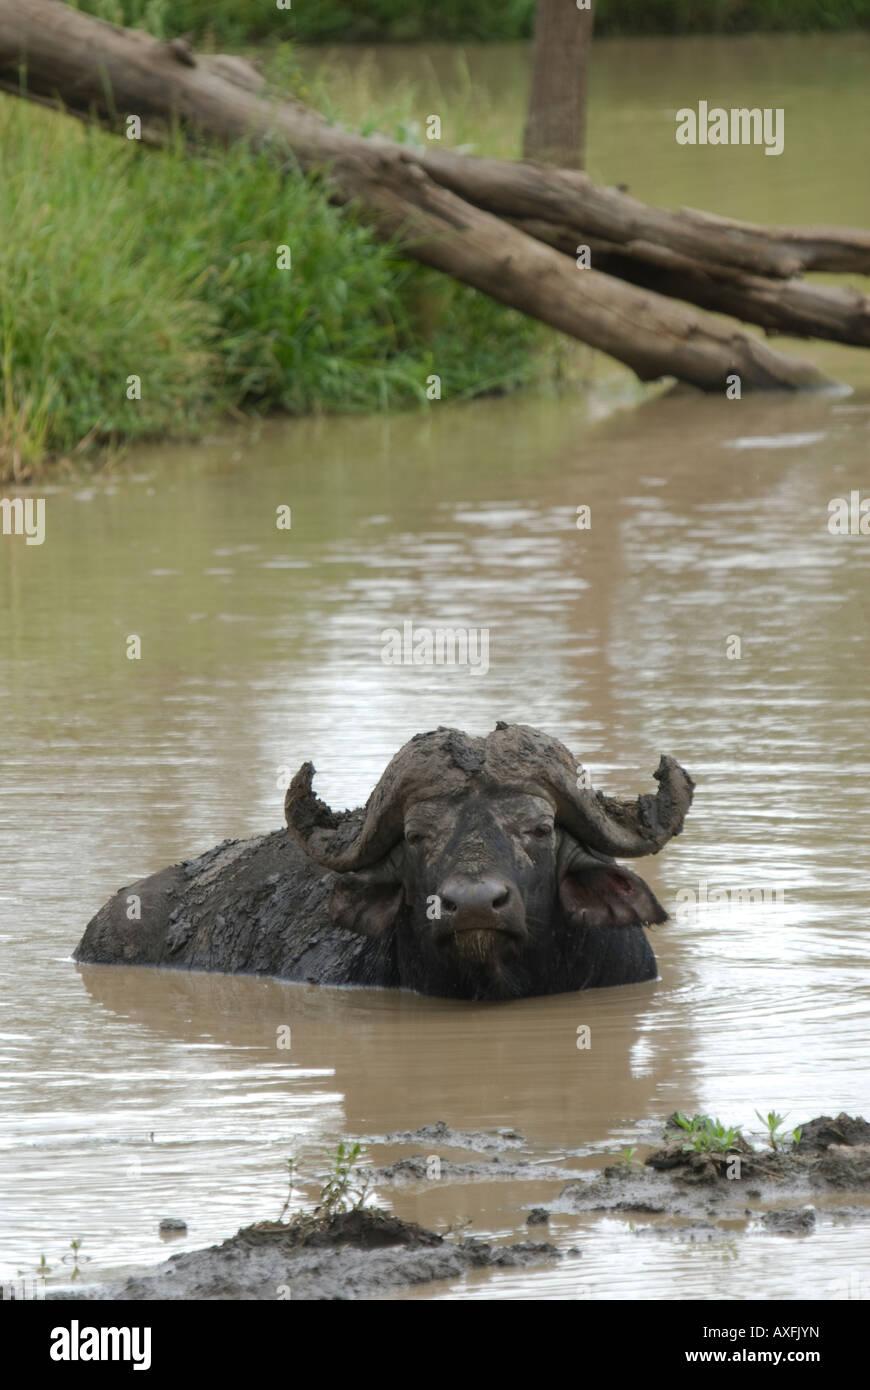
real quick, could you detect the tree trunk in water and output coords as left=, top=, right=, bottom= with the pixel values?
left=523, top=0, right=594, bottom=170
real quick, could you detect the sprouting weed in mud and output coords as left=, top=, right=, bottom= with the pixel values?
left=614, top=1145, right=638, bottom=1168
left=60, top=1239, right=91, bottom=1281
left=275, top=1143, right=372, bottom=1223
left=755, top=1110, right=801, bottom=1151
left=315, top=1141, right=372, bottom=1218
left=277, top=1156, right=296, bottom=1223
left=442, top=1215, right=474, bottom=1236
left=18, top=1253, right=52, bottom=1279
left=672, top=1114, right=741, bottom=1155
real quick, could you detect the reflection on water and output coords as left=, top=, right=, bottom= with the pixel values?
left=2, top=34, right=869, bottom=1299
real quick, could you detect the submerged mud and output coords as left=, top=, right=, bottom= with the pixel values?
left=372, top=1154, right=582, bottom=1185
left=378, top=1121, right=527, bottom=1152
left=50, top=1209, right=558, bottom=1302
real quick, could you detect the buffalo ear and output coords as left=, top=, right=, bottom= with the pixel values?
left=330, top=869, right=404, bottom=939
left=559, top=861, right=667, bottom=930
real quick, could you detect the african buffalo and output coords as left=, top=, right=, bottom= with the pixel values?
left=74, top=723, right=693, bottom=1000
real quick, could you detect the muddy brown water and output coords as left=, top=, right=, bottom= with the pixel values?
left=2, top=35, right=870, bottom=1299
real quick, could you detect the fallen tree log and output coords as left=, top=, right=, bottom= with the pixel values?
left=512, top=220, right=870, bottom=347
left=422, top=150, right=870, bottom=279
left=0, top=0, right=843, bottom=392
left=677, top=207, right=870, bottom=277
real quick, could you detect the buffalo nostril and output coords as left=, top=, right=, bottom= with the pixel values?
left=437, top=878, right=513, bottom=918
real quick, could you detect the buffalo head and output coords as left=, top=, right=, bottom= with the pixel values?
left=285, top=723, right=693, bottom=1000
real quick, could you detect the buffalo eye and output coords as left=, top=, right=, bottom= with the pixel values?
left=405, top=830, right=427, bottom=848
left=527, top=823, right=554, bottom=841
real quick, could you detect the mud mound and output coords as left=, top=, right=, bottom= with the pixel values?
left=50, top=1208, right=558, bottom=1301
left=553, top=1113, right=870, bottom=1227
left=794, top=1113, right=870, bottom=1155
left=643, top=1111, right=870, bottom=1189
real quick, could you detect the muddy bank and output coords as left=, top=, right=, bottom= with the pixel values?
left=48, top=1209, right=558, bottom=1302
left=548, top=1112, right=870, bottom=1229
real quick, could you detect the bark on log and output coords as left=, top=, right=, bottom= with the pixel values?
left=513, top=219, right=870, bottom=346
left=678, top=207, right=870, bottom=276
left=0, top=0, right=838, bottom=392
left=422, top=150, right=870, bottom=278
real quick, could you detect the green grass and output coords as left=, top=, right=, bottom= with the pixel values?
left=0, top=97, right=549, bottom=478
left=69, top=0, right=870, bottom=44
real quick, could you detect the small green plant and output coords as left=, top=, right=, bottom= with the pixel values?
left=672, top=1113, right=741, bottom=1155
left=614, top=1145, right=638, bottom=1168
left=755, top=1110, right=802, bottom=1151
left=60, top=1239, right=91, bottom=1282
left=277, top=1156, right=296, bottom=1223
left=315, top=1141, right=372, bottom=1218
left=442, top=1215, right=474, bottom=1236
